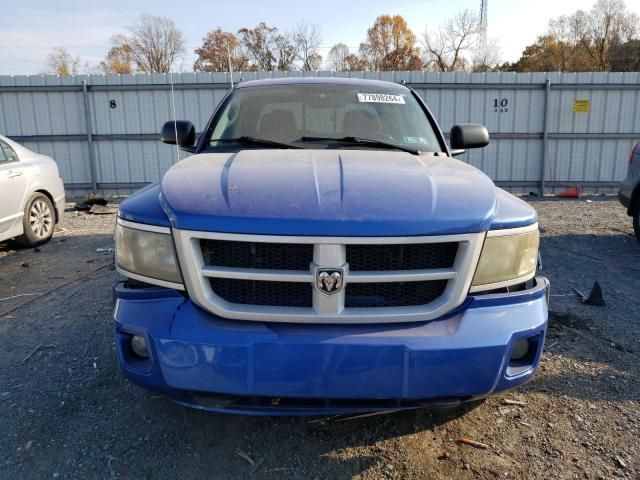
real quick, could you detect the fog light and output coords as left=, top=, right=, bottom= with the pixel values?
left=510, top=338, right=530, bottom=361
left=130, top=335, right=149, bottom=358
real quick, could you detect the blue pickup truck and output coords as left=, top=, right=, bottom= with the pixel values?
left=113, top=77, right=549, bottom=415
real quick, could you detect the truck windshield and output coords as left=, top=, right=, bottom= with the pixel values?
left=205, top=84, right=442, bottom=154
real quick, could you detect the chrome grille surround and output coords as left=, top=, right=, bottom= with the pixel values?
left=173, top=230, right=485, bottom=324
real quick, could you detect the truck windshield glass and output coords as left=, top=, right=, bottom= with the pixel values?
left=206, top=84, right=442, bottom=153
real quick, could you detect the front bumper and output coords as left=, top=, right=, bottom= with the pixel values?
left=53, top=193, right=66, bottom=224
left=113, top=277, right=549, bottom=415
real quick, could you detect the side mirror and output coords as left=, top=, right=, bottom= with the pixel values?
left=161, top=121, right=196, bottom=147
left=450, top=124, right=490, bottom=150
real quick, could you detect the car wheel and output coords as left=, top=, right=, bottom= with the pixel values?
left=16, top=193, right=55, bottom=247
left=634, top=198, right=640, bottom=242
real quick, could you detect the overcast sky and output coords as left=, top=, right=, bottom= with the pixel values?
left=1, top=0, right=637, bottom=75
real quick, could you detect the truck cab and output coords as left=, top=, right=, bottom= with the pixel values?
left=113, top=78, right=549, bottom=415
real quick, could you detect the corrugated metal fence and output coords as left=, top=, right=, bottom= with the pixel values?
left=1, top=71, right=639, bottom=195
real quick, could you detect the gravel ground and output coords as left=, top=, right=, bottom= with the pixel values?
left=0, top=197, right=639, bottom=480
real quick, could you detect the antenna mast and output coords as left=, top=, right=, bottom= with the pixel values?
left=479, top=0, right=488, bottom=54
left=227, top=44, right=234, bottom=89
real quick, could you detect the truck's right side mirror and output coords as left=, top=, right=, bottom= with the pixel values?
left=449, top=124, right=490, bottom=150
left=161, top=120, right=196, bottom=147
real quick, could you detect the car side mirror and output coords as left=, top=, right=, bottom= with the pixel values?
left=450, top=124, right=490, bottom=150
left=161, top=121, right=196, bottom=147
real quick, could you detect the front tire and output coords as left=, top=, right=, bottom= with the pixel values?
left=16, top=193, right=55, bottom=247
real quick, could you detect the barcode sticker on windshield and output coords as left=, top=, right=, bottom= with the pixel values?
left=357, top=93, right=405, bottom=104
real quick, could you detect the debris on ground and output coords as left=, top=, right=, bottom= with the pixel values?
left=614, top=455, right=628, bottom=469
left=573, top=282, right=606, bottom=307
left=22, top=343, right=56, bottom=363
left=20, top=261, right=29, bottom=268
left=503, top=399, right=528, bottom=406
left=96, top=248, right=114, bottom=254
left=88, top=204, right=119, bottom=215
left=235, top=448, right=255, bottom=465
left=249, top=457, right=265, bottom=475
left=555, top=185, right=582, bottom=198
left=584, top=281, right=606, bottom=306
left=0, top=293, right=42, bottom=302
left=456, top=437, right=489, bottom=450
left=573, top=287, right=588, bottom=302
left=73, top=194, right=108, bottom=211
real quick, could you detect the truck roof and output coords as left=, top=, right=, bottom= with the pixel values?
left=235, top=76, right=409, bottom=92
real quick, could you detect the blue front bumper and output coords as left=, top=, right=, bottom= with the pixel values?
left=113, top=278, right=549, bottom=415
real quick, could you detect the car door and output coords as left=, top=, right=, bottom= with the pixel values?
left=0, top=140, right=28, bottom=236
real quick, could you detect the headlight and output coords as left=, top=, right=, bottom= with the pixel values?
left=115, top=219, right=183, bottom=288
left=471, top=226, right=539, bottom=292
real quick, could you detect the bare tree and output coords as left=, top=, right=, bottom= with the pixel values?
left=274, top=32, right=298, bottom=71
left=238, top=22, right=300, bottom=71
left=586, top=0, right=639, bottom=70
left=238, top=22, right=278, bottom=71
left=514, top=0, right=639, bottom=72
left=344, top=53, right=367, bottom=71
left=45, top=47, right=81, bottom=76
left=293, top=22, right=323, bottom=71
left=112, top=14, right=185, bottom=74
left=610, top=39, right=640, bottom=71
left=472, top=37, right=503, bottom=72
left=422, top=9, right=480, bottom=71
left=326, top=43, right=351, bottom=71
left=194, top=28, right=251, bottom=72
left=306, top=53, right=323, bottom=70
left=101, top=44, right=134, bottom=74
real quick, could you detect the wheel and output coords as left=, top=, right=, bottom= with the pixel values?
left=16, top=193, right=55, bottom=247
left=633, top=198, right=640, bottom=242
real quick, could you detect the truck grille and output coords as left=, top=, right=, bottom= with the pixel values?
left=347, top=243, right=457, bottom=271
left=209, top=278, right=313, bottom=307
left=201, top=240, right=313, bottom=270
left=174, top=230, right=484, bottom=324
left=345, top=281, right=448, bottom=308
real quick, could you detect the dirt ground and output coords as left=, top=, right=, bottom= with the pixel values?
left=0, top=196, right=638, bottom=480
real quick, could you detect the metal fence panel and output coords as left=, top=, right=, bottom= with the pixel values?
left=1, top=71, right=639, bottom=195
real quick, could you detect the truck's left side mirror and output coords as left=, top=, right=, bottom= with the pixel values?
left=450, top=124, right=490, bottom=150
left=161, top=120, right=196, bottom=147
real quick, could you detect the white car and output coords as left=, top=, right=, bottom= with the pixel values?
left=0, top=135, right=65, bottom=246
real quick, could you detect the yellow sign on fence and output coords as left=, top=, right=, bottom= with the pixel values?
left=573, top=99, right=591, bottom=112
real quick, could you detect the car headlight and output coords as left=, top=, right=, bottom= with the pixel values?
left=115, top=219, right=183, bottom=288
left=470, top=226, right=539, bottom=292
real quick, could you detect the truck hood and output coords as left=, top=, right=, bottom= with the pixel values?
left=160, top=149, right=502, bottom=236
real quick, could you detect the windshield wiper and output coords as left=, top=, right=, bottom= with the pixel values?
left=298, top=136, right=419, bottom=155
left=211, top=136, right=302, bottom=149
